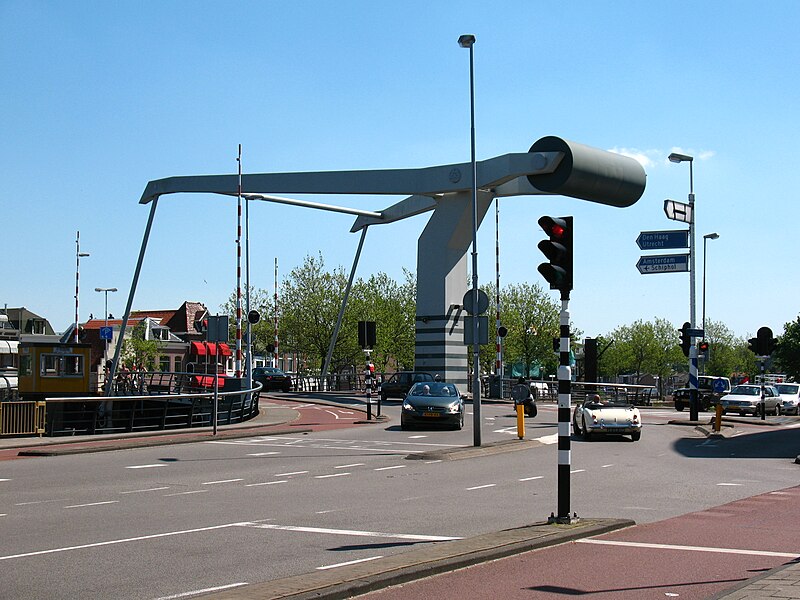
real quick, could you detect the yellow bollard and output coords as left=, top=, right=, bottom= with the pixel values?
left=715, top=403, right=723, bottom=432
left=516, top=403, right=525, bottom=439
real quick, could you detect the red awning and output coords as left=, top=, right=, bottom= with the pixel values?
left=192, top=375, right=226, bottom=388
left=218, top=343, right=232, bottom=357
left=190, top=341, right=206, bottom=355
left=206, top=342, right=217, bottom=356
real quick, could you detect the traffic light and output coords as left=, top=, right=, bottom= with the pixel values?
left=679, top=322, right=691, bottom=357
left=747, top=336, right=758, bottom=354
left=537, top=216, right=573, bottom=296
left=698, top=340, right=709, bottom=356
left=497, top=326, right=508, bottom=338
left=756, top=326, right=775, bottom=356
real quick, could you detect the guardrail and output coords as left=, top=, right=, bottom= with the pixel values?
left=42, top=381, right=262, bottom=437
left=0, top=401, right=46, bottom=437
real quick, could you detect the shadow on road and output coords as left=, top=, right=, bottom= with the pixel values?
left=674, top=428, right=800, bottom=459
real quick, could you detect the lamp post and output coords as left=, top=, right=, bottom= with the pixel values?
left=458, top=33, right=482, bottom=447
left=74, top=231, right=90, bottom=344
left=702, top=232, right=719, bottom=335
left=668, top=152, right=698, bottom=420
left=95, top=287, right=118, bottom=384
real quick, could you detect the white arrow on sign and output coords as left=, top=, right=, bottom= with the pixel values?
left=663, top=199, right=693, bottom=224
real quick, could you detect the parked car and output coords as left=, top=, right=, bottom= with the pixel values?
left=401, top=381, right=465, bottom=430
left=673, top=375, right=732, bottom=411
left=720, top=384, right=781, bottom=416
left=775, top=382, right=800, bottom=415
left=572, top=394, right=641, bottom=441
left=380, top=371, right=434, bottom=402
left=252, top=367, right=292, bottom=392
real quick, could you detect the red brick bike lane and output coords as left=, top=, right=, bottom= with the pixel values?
left=358, top=486, right=800, bottom=600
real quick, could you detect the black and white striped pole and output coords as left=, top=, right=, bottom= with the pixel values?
left=537, top=216, right=578, bottom=524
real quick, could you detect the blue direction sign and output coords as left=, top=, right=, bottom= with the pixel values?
left=636, top=230, right=689, bottom=250
left=636, top=254, right=689, bottom=274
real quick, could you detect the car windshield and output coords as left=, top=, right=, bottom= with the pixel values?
left=256, top=368, right=285, bottom=376
left=730, top=385, right=760, bottom=395
left=776, top=384, right=799, bottom=394
left=585, top=396, right=629, bottom=408
left=409, top=382, right=458, bottom=397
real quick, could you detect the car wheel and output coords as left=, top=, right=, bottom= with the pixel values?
left=282, top=385, right=290, bottom=393
left=581, top=416, right=592, bottom=440
left=572, top=410, right=582, bottom=435
left=774, top=404, right=781, bottom=416
left=675, top=401, right=684, bottom=412
left=631, top=431, right=641, bottom=442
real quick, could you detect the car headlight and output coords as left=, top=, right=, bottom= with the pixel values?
left=402, top=401, right=414, bottom=411
left=447, top=401, right=461, bottom=413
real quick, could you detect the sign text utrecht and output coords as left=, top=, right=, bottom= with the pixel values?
left=636, top=230, right=689, bottom=250
left=636, top=254, right=689, bottom=274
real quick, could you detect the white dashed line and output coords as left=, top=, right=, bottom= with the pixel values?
left=247, top=452, right=280, bottom=457
left=275, top=471, right=308, bottom=477
left=570, top=469, right=585, bottom=474
left=120, top=487, right=170, bottom=494
left=466, top=484, right=496, bottom=491
left=318, top=556, right=383, bottom=570
left=334, top=463, right=364, bottom=469
left=519, top=476, right=543, bottom=482
left=315, top=473, right=351, bottom=479
left=201, top=479, right=244, bottom=486
left=239, top=523, right=461, bottom=541
left=64, top=501, right=119, bottom=509
left=245, top=480, right=288, bottom=487
left=0, top=479, right=10, bottom=482
left=374, top=465, right=406, bottom=471
left=152, top=583, right=249, bottom=600
left=717, top=483, right=743, bottom=486
left=601, top=464, right=614, bottom=468
left=126, top=464, right=166, bottom=469
left=164, top=490, right=208, bottom=497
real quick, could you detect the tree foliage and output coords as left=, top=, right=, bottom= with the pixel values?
left=774, top=316, right=800, bottom=380
left=121, top=320, right=163, bottom=369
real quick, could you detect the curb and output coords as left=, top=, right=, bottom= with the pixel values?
left=200, top=518, right=635, bottom=600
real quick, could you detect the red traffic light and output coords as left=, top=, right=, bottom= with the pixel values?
left=698, top=340, right=709, bottom=352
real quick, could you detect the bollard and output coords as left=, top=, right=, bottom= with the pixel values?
left=516, top=403, right=525, bottom=439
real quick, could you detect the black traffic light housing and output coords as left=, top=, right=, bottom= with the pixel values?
left=756, top=326, right=775, bottom=356
left=537, top=216, right=573, bottom=297
left=679, top=322, right=691, bottom=357
left=698, top=340, right=709, bottom=355
left=747, top=336, right=759, bottom=355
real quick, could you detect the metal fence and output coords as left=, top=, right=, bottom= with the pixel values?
left=0, top=401, right=46, bottom=437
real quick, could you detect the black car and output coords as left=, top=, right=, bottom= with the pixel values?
left=252, top=367, right=292, bottom=392
left=401, top=381, right=465, bottom=430
left=380, top=371, right=434, bottom=402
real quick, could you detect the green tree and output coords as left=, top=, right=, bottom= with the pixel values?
left=703, top=319, right=756, bottom=378
left=221, top=286, right=274, bottom=356
left=121, top=320, right=163, bottom=370
left=774, top=316, right=800, bottom=380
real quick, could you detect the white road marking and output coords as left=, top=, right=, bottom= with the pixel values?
left=126, top=464, right=167, bottom=469
left=64, top=501, right=119, bottom=509
left=247, top=452, right=280, bottom=456
left=578, top=538, right=800, bottom=558
left=15, top=499, right=67, bottom=506
left=466, top=484, right=496, bottom=491
left=717, top=482, right=743, bottom=486
left=315, top=473, right=351, bottom=479
left=152, top=582, right=249, bottom=599
left=0, top=521, right=249, bottom=562
left=317, top=556, right=383, bottom=570
left=245, top=480, right=288, bottom=487
left=601, top=464, right=614, bottom=468
left=0, top=514, right=6, bottom=517
left=120, top=487, right=170, bottom=494
left=425, top=460, right=442, bottom=464
left=570, top=469, right=585, bottom=474
left=335, top=463, right=365, bottom=469
left=275, top=471, right=308, bottom=477
left=164, top=490, right=208, bottom=497
left=408, top=435, right=427, bottom=439
left=0, top=478, right=10, bottom=482
left=519, top=476, right=544, bottom=482
left=201, top=479, right=244, bottom=485
left=374, top=465, right=406, bottom=471
left=493, top=427, right=517, bottom=434
left=535, top=434, right=559, bottom=445
left=324, top=409, right=342, bottom=419
left=238, top=523, right=461, bottom=541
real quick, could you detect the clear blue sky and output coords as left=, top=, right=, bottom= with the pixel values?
left=2, top=1, right=798, bottom=340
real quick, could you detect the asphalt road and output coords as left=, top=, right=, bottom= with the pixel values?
left=0, top=399, right=798, bottom=599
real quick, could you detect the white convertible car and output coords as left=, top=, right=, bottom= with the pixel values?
left=572, top=395, right=642, bottom=441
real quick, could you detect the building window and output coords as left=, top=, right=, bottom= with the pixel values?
left=174, top=356, right=182, bottom=373
left=159, top=356, right=170, bottom=372
left=40, top=354, right=84, bottom=377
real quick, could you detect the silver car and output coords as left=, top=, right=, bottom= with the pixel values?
left=776, top=382, right=800, bottom=415
left=720, top=384, right=782, bottom=416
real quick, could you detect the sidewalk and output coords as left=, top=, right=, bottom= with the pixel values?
left=3, top=393, right=799, bottom=599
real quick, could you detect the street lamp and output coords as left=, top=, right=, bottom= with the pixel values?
left=74, top=231, right=90, bottom=344
left=458, top=33, right=482, bottom=446
left=95, top=287, right=118, bottom=386
left=668, top=152, right=698, bottom=420
left=702, top=232, right=719, bottom=336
